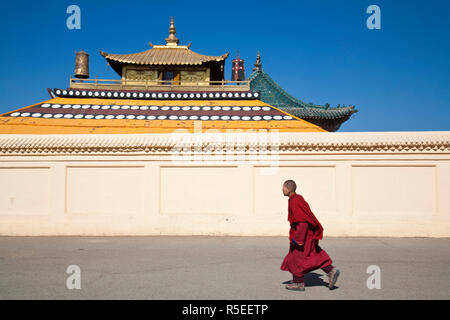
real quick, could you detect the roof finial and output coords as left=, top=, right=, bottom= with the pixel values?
left=253, top=51, right=262, bottom=71
left=165, top=16, right=179, bottom=46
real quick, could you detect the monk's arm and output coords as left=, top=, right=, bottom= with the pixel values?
left=291, top=222, right=308, bottom=246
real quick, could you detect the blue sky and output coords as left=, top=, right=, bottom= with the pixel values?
left=0, top=0, right=449, bottom=131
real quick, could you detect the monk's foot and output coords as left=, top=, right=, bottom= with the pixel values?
left=285, top=282, right=305, bottom=291
left=327, top=267, right=340, bottom=289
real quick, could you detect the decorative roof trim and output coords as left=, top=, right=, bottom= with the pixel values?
left=53, top=89, right=260, bottom=100
left=0, top=132, right=449, bottom=155
left=4, top=103, right=293, bottom=121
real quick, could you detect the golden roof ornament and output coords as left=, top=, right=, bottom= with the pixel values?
left=165, top=16, right=179, bottom=46
left=253, top=51, right=262, bottom=71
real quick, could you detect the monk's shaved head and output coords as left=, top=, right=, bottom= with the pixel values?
left=283, top=180, right=297, bottom=192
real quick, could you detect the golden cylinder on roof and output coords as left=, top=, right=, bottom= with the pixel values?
left=74, top=50, right=89, bottom=79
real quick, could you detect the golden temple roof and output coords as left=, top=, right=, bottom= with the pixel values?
left=100, top=47, right=229, bottom=66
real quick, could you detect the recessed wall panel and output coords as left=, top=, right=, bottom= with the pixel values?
left=66, top=166, right=144, bottom=215
left=352, top=166, right=436, bottom=217
left=160, top=166, right=238, bottom=214
left=0, top=167, right=51, bottom=215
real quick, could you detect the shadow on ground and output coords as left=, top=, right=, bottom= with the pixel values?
left=282, top=272, right=340, bottom=290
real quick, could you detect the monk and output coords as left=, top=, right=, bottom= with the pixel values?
left=280, top=179, right=340, bottom=291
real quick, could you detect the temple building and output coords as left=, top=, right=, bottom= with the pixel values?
left=0, top=17, right=448, bottom=238
left=0, top=17, right=325, bottom=134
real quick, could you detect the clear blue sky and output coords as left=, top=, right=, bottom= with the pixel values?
left=0, top=0, right=449, bottom=131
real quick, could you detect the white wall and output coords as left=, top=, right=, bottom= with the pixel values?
left=0, top=131, right=449, bottom=237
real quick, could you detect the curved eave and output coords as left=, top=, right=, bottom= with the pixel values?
left=284, top=106, right=358, bottom=120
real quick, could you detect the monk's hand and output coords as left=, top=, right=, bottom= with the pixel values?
left=291, top=239, right=303, bottom=247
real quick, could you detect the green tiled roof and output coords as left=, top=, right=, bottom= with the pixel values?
left=248, top=69, right=358, bottom=131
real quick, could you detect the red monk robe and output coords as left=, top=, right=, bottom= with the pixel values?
left=280, top=192, right=333, bottom=281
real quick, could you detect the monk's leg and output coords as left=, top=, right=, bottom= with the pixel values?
left=321, top=264, right=340, bottom=289
left=293, top=274, right=304, bottom=284
left=285, top=273, right=305, bottom=291
left=321, top=264, right=334, bottom=274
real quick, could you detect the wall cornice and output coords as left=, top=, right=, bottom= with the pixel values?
left=0, top=132, right=449, bottom=155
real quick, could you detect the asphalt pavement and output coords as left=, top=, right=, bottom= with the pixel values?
left=0, top=236, right=448, bottom=299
